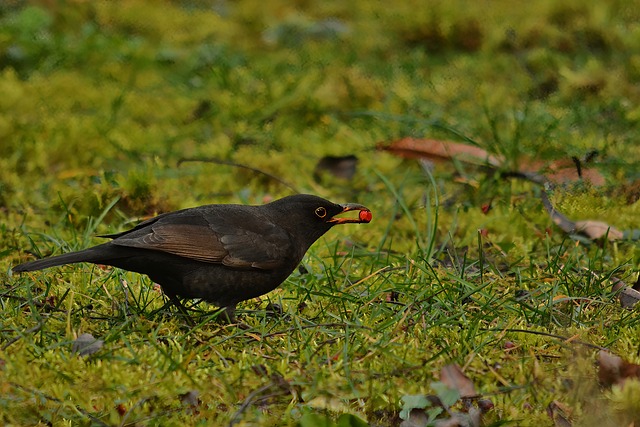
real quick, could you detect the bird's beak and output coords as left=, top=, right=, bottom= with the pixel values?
left=328, top=203, right=372, bottom=224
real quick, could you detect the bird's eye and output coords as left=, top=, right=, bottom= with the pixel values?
left=315, top=207, right=327, bottom=218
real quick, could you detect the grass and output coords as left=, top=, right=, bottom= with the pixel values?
left=1, top=0, right=640, bottom=425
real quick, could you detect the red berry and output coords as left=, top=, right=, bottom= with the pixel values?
left=359, top=210, right=372, bottom=222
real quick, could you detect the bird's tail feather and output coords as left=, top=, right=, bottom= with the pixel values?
left=12, top=246, right=105, bottom=273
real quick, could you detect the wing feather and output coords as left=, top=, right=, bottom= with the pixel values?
left=107, top=208, right=293, bottom=270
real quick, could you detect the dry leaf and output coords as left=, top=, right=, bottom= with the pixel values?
left=179, top=390, right=201, bottom=414
left=72, top=333, right=103, bottom=357
left=399, top=408, right=430, bottom=427
left=526, top=157, right=606, bottom=186
left=618, top=288, right=640, bottom=309
left=611, top=277, right=640, bottom=309
left=440, top=364, right=476, bottom=398
left=179, top=390, right=200, bottom=406
left=380, top=137, right=605, bottom=186
left=433, top=416, right=467, bottom=427
left=574, top=220, right=624, bottom=241
left=598, top=351, right=640, bottom=387
left=314, top=155, right=358, bottom=181
left=547, top=401, right=573, bottom=427
left=379, top=138, right=503, bottom=166
left=544, top=167, right=605, bottom=186
left=540, top=191, right=625, bottom=242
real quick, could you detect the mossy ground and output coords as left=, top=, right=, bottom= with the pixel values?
left=1, top=1, right=639, bottom=425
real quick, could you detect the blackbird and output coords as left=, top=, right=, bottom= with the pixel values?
left=13, top=194, right=372, bottom=319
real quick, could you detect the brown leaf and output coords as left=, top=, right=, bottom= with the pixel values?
left=532, top=158, right=605, bottom=186
left=379, top=138, right=503, bottom=167
left=399, top=408, right=430, bottom=427
left=618, top=288, right=640, bottom=309
left=574, top=220, right=624, bottom=241
left=540, top=190, right=624, bottom=241
left=519, top=152, right=606, bottom=186
left=598, top=350, right=640, bottom=387
left=547, top=401, right=573, bottom=426
left=611, top=278, right=640, bottom=309
left=314, top=155, right=358, bottom=181
left=179, top=390, right=201, bottom=414
left=433, top=416, right=466, bottom=427
left=598, top=351, right=622, bottom=387
left=545, top=167, right=605, bottom=186
left=440, top=364, right=476, bottom=398
left=467, top=406, right=482, bottom=427
left=72, top=333, right=103, bottom=357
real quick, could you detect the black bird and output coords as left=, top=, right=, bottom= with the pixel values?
left=13, top=194, right=372, bottom=319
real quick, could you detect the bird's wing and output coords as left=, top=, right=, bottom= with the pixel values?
left=106, top=211, right=293, bottom=270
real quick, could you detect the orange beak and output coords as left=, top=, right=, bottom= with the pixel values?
left=327, top=203, right=372, bottom=224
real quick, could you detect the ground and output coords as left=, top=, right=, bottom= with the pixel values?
left=1, top=0, right=639, bottom=425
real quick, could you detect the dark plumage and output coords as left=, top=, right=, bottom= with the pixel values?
left=13, top=194, right=371, bottom=318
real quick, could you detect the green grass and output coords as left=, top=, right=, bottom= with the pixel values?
left=2, top=0, right=640, bottom=425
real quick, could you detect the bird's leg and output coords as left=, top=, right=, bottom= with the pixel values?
left=162, top=291, right=195, bottom=327
left=221, top=305, right=237, bottom=323
left=217, top=304, right=251, bottom=329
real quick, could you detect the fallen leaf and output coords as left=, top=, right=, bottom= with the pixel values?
left=598, top=351, right=640, bottom=387
left=179, top=390, right=200, bottom=407
left=547, top=400, right=573, bottom=426
left=314, top=155, right=358, bottom=181
left=440, top=364, right=476, bottom=398
left=433, top=416, right=467, bottom=427
left=467, top=407, right=482, bottom=427
left=379, top=138, right=503, bottom=167
left=531, top=157, right=606, bottom=186
left=540, top=190, right=625, bottom=242
left=399, top=408, right=430, bottom=427
left=611, top=277, right=640, bottom=309
left=544, top=167, right=605, bottom=186
left=400, top=395, right=443, bottom=421
left=179, top=390, right=200, bottom=414
left=574, top=220, right=624, bottom=241
left=72, top=333, right=103, bottom=357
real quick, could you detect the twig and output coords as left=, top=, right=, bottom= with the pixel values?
left=9, top=382, right=110, bottom=427
left=538, top=188, right=576, bottom=234
left=228, top=381, right=291, bottom=427
left=228, top=384, right=271, bottom=427
left=177, top=157, right=299, bottom=193
left=480, top=327, right=609, bottom=351
left=2, top=321, right=45, bottom=351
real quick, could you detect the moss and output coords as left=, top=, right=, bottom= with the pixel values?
left=1, top=0, right=639, bottom=425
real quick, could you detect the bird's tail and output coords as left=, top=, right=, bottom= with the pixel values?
left=12, top=246, right=106, bottom=273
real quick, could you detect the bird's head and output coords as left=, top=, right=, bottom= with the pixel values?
left=266, top=194, right=371, bottom=245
